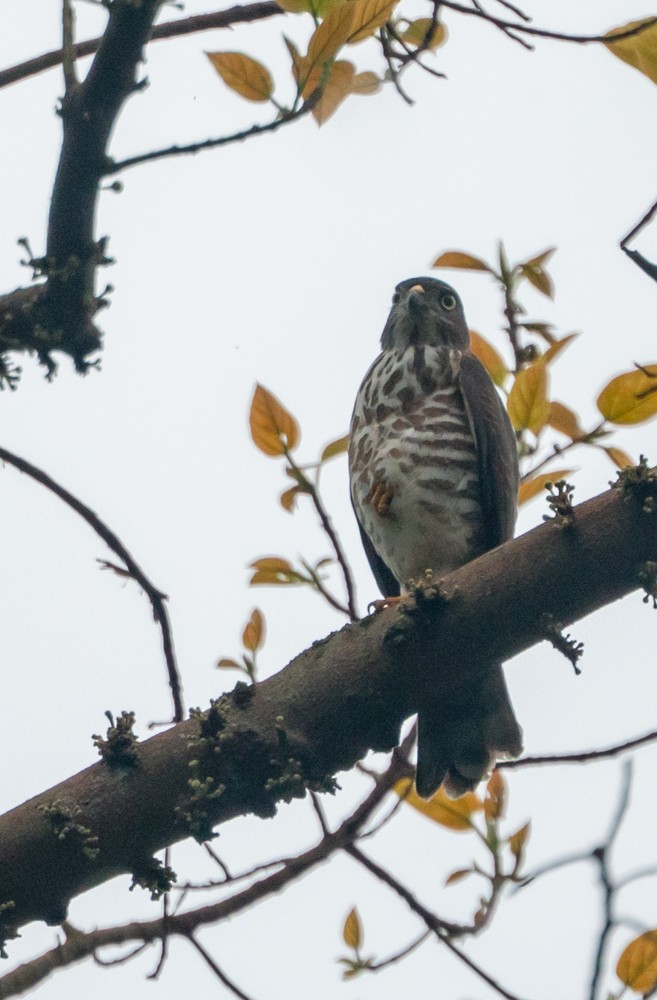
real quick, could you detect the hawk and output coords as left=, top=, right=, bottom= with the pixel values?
left=349, top=277, right=522, bottom=798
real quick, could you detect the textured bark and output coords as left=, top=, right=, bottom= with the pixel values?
left=0, top=476, right=655, bottom=936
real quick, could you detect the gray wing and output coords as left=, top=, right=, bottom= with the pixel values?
left=458, top=352, right=519, bottom=548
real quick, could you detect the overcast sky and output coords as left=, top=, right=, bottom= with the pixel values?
left=2, top=1, right=657, bottom=998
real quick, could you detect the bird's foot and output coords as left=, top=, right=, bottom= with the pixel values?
left=368, top=595, right=405, bottom=613
left=368, top=480, right=394, bottom=516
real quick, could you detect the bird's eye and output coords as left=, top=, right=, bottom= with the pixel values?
left=392, top=291, right=401, bottom=304
left=441, top=293, right=457, bottom=311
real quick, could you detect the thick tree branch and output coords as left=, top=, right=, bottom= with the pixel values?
left=0, top=0, right=164, bottom=378
left=0, top=473, right=655, bottom=937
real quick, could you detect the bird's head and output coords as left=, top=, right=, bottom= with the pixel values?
left=380, top=277, right=470, bottom=352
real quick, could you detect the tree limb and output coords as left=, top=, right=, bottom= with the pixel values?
left=0, top=473, right=655, bottom=936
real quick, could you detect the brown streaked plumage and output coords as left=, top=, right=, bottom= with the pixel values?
left=349, top=277, right=522, bottom=798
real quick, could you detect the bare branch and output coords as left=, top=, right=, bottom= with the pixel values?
left=186, top=935, right=257, bottom=1000
left=0, top=4, right=284, bottom=90
left=500, top=729, right=657, bottom=769
left=105, top=100, right=318, bottom=176
left=0, top=444, right=184, bottom=722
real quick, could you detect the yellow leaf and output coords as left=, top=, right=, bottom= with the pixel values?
left=250, top=556, right=295, bottom=572
left=469, top=330, right=508, bottom=387
left=597, top=365, right=657, bottom=425
left=307, top=3, right=355, bottom=67
left=444, top=868, right=473, bottom=887
left=395, top=778, right=482, bottom=830
left=312, top=60, right=356, bottom=124
left=242, top=608, right=265, bottom=652
left=483, top=769, right=505, bottom=821
left=321, top=433, right=350, bottom=462
left=518, top=469, right=574, bottom=506
left=342, top=907, right=362, bottom=950
left=603, top=446, right=635, bottom=469
left=351, top=71, right=382, bottom=94
left=548, top=401, right=584, bottom=440
left=617, top=930, right=657, bottom=993
left=216, top=657, right=242, bottom=669
left=348, top=0, right=399, bottom=44
left=284, top=35, right=303, bottom=84
left=206, top=52, right=274, bottom=102
left=398, top=17, right=447, bottom=49
left=432, top=250, right=492, bottom=272
left=507, top=361, right=551, bottom=435
left=249, top=383, right=300, bottom=455
left=508, top=821, right=530, bottom=860
left=280, top=485, right=300, bottom=512
left=541, top=332, right=579, bottom=366
left=604, top=18, right=657, bottom=86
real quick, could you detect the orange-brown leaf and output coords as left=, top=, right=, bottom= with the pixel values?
left=548, top=401, right=584, bottom=440
left=469, top=330, right=508, bottom=387
left=242, top=608, right=265, bottom=652
left=483, top=769, right=505, bottom=821
left=351, top=70, right=381, bottom=94
left=249, top=383, right=300, bottom=455
left=597, top=365, right=657, bottom=425
left=312, top=59, right=356, bottom=124
left=507, top=361, right=551, bottom=435
left=432, top=250, right=492, bottom=272
left=444, top=868, right=473, bottom=887
left=541, top=332, right=579, bottom=366
left=206, top=52, right=274, bottom=102
left=280, top=485, right=301, bottom=512
left=348, top=0, right=399, bottom=44
left=307, top=3, right=355, bottom=66
left=395, top=778, right=482, bottom=830
left=517, top=469, right=574, bottom=506
left=603, top=446, right=635, bottom=469
left=216, top=657, right=242, bottom=670
left=508, top=821, right=530, bottom=860
left=617, top=930, right=657, bottom=993
left=342, top=907, right=363, bottom=950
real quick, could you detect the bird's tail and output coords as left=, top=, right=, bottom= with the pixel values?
left=415, top=663, right=522, bottom=799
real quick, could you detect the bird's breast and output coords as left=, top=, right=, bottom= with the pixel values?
left=350, top=345, right=486, bottom=585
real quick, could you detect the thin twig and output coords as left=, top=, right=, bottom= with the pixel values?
left=304, top=480, right=358, bottom=621
left=148, top=847, right=173, bottom=980
left=439, top=3, right=657, bottom=46
left=0, top=3, right=284, bottom=90
left=0, top=444, right=184, bottom=722
left=187, top=935, right=256, bottom=1000
left=368, top=930, right=431, bottom=971
left=589, top=762, right=633, bottom=1000
left=499, top=729, right=657, bottom=769
left=106, top=100, right=317, bottom=176
left=621, top=197, right=657, bottom=248
left=346, top=845, right=528, bottom=1000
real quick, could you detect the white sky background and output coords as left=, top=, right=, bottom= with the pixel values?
left=1, top=1, right=657, bottom=997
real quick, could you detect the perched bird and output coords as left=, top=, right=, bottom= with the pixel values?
left=349, top=277, right=522, bottom=798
